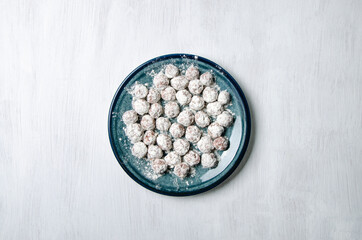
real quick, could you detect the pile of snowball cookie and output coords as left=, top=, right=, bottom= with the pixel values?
left=122, top=64, right=234, bottom=178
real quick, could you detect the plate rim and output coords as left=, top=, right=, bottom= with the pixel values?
left=108, top=53, right=251, bottom=196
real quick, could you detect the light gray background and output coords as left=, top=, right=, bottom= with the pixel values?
left=1, top=0, right=361, bottom=239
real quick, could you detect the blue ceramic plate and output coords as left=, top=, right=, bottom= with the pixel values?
left=108, top=54, right=251, bottom=196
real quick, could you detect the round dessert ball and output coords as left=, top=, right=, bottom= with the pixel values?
left=195, top=111, right=211, bottom=128
left=200, top=72, right=213, bottom=86
left=213, top=137, right=229, bottom=151
left=149, top=103, right=163, bottom=118
left=165, top=64, right=179, bottom=78
left=156, top=134, right=172, bottom=151
left=125, top=123, right=143, bottom=143
left=151, top=158, right=168, bottom=174
left=147, top=88, right=161, bottom=103
left=201, top=153, right=218, bottom=168
left=122, top=110, right=138, bottom=125
left=185, top=125, right=202, bottom=143
left=147, top=145, right=163, bottom=159
left=202, top=87, right=218, bottom=103
left=153, top=72, right=169, bottom=90
left=188, top=79, right=204, bottom=95
left=218, top=90, right=230, bottom=105
left=176, top=90, right=192, bottom=105
left=206, top=101, right=223, bottom=116
left=173, top=139, right=190, bottom=156
left=164, top=101, right=180, bottom=118
left=216, top=111, right=233, bottom=127
left=173, top=162, right=190, bottom=178
left=131, top=83, right=148, bottom=99
left=185, top=65, right=199, bottom=80
left=169, top=123, right=185, bottom=138
left=170, top=76, right=189, bottom=90
left=177, top=109, right=194, bottom=127
left=156, top=117, right=171, bottom=131
left=189, top=96, right=205, bottom=111
left=183, top=150, right=201, bottom=166
left=207, top=122, right=224, bottom=139
left=132, top=142, right=148, bottom=158
left=132, top=99, right=150, bottom=115
left=140, top=115, right=155, bottom=131
left=197, top=136, right=214, bottom=153
left=143, top=130, right=157, bottom=145
left=164, top=151, right=181, bottom=167
left=161, top=86, right=176, bottom=101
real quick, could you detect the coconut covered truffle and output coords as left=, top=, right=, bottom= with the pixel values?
left=201, top=153, right=218, bottom=168
left=197, top=136, right=214, bottom=153
left=177, top=109, right=194, bottom=127
left=202, top=87, right=218, bottom=103
left=149, top=103, right=163, bottom=118
left=143, top=130, right=157, bottom=145
left=153, top=72, right=169, bottom=90
left=188, top=79, right=204, bottom=95
left=165, top=64, right=179, bottom=78
left=164, top=101, right=180, bottom=118
left=125, top=123, right=143, bottom=143
left=173, top=162, right=190, bottom=178
left=185, top=125, right=202, bottom=143
left=161, top=86, right=176, bottom=101
left=156, top=117, right=171, bottom=132
left=171, top=76, right=189, bottom=90
left=206, top=101, right=223, bottom=116
left=200, top=72, right=213, bottom=86
left=140, top=115, right=155, bottom=131
left=147, top=145, right=163, bottom=159
left=169, top=123, right=185, bottom=138
left=151, top=158, right=168, bottom=174
left=183, top=150, right=201, bottom=166
left=122, top=110, right=138, bottom=125
left=164, top=151, right=182, bottom=167
left=218, top=90, right=230, bottom=105
left=207, top=122, right=224, bottom=139
left=216, top=111, right=233, bottom=127
left=131, top=84, right=148, bottom=99
left=156, top=134, right=172, bottom=151
left=132, top=99, right=150, bottom=115
left=185, top=65, right=200, bottom=80
left=173, top=139, right=190, bottom=156
left=147, top=88, right=161, bottom=103
left=176, top=90, right=192, bottom=105
left=213, top=137, right=229, bottom=151
left=132, top=142, right=148, bottom=158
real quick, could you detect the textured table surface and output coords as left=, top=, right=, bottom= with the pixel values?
left=1, top=1, right=362, bottom=239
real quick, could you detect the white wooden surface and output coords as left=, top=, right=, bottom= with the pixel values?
left=1, top=0, right=362, bottom=239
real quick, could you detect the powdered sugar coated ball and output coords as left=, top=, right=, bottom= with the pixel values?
left=173, top=162, right=190, bottom=178
left=156, top=117, right=171, bottom=131
left=161, top=86, right=176, bottom=101
left=170, top=76, right=189, bottom=90
left=151, top=158, right=168, bottom=174
left=149, top=103, right=163, bottom=118
left=213, top=137, right=229, bottom=151
left=201, top=153, right=217, bottom=168
left=169, top=123, right=185, bottom=138
left=125, top=123, right=143, bottom=143
left=188, top=80, right=204, bottom=95
left=132, top=99, right=150, bottom=115
left=122, top=110, right=138, bottom=125
left=173, top=139, right=190, bottom=156
left=183, top=150, right=200, bottom=166
left=185, top=65, right=199, bottom=80
left=176, top=90, right=192, bottom=105
left=195, top=111, right=211, bottom=128
left=132, top=142, right=148, bottom=158
left=147, top=145, right=163, bottom=159
left=143, top=130, right=157, bottom=145
left=164, top=151, right=181, bottom=167
left=202, top=87, right=218, bottom=103
left=156, top=134, right=172, bottom=151
left=206, top=101, right=223, bottom=116
left=165, top=64, right=179, bottom=78
left=218, top=91, right=230, bottom=105
left=200, top=72, right=213, bottom=86
left=147, top=88, right=161, bottom=103
left=189, top=96, right=205, bottom=111
left=131, top=84, right=148, bottom=99
left=177, top=109, right=194, bottom=127
left=216, top=111, right=233, bottom=127
left=153, top=73, right=169, bottom=90
left=164, top=101, right=180, bottom=118
left=140, top=115, right=155, bottom=130
left=185, top=125, right=202, bottom=143
left=207, top=122, right=224, bottom=139
left=197, top=136, right=214, bottom=153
